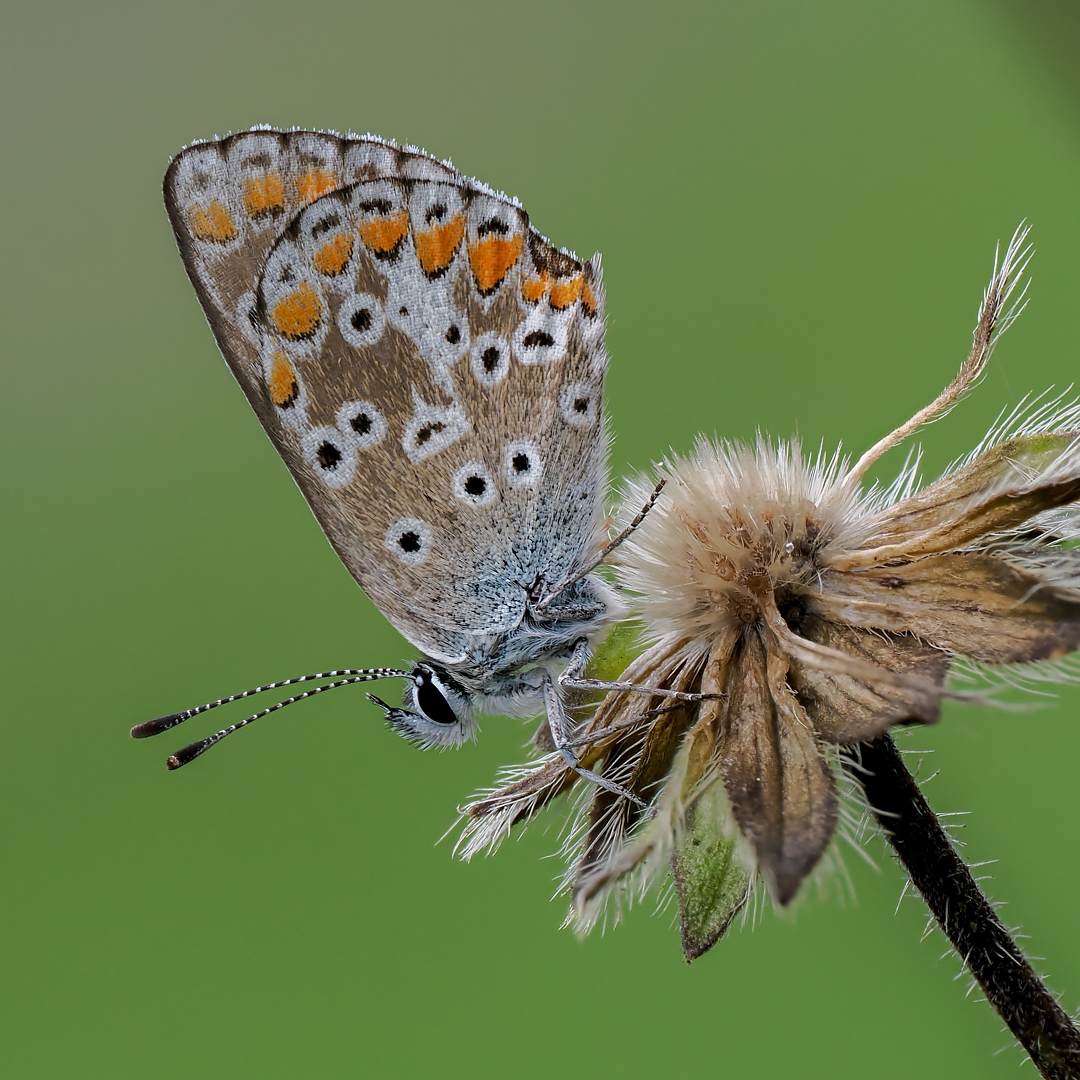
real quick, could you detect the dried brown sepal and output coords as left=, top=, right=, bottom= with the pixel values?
left=831, top=433, right=1080, bottom=570
left=681, top=641, right=731, bottom=791
left=573, top=652, right=702, bottom=888
left=811, top=552, right=1080, bottom=664
left=720, top=627, right=838, bottom=904
left=572, top=644, right=730, bottom=925
left=461, top=757, right=575, bottom=828
left=788, top=617, right=949, bottom=741
left=764, top=595, right=940, bottom=698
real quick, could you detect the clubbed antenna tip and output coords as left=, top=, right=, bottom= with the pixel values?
left=166, top=741, right=209, bottom=770
left=130, top=713, right=186, bottom=739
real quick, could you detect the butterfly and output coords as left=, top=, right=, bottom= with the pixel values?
left=134, top=127, right=674, bottom=799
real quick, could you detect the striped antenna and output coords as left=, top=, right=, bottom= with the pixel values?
left=130, top=668, right=412, bottom=770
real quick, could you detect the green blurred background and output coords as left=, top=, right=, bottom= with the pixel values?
left=3, top=1, right=1079, bottom=1076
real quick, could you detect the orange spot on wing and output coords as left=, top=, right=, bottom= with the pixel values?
left=188, top=200, right=237, bottom=243
left=268, top=352, right=299, bottom=408
left=312, top=232, right=354, bottom=276
left=468, top=233, right=524, bottom=294
left=297, top=168, right=338, bottom=203
left=358, top=210, right=410, bottom=256
left=270, top=282, right=322, bottom=339
left=243, top=173, right=285, bottom=217
left=549, top=275, right=584, bottom=311
left=521, top=274, right=549, bottom=303
left=414, top=214, right=465, bottom=275
left=581, top=281, right=598, bottom=317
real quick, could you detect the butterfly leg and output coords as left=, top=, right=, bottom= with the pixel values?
left=542, top=677, right=647, bottom=808
left=560, top=703, right=684, bottom=750
left=546, top=641, right=647, bottom=806
left=557, top=634, right=720, bottom=702
left=560, top=674, right=720, bottom=702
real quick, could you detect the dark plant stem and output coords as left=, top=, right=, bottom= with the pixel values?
left=848, top=733, right=1080, bottom=1080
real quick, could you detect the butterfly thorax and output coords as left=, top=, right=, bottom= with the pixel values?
left=452, top=570, right=618, bottom=682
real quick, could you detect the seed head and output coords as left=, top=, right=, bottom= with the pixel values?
left=458, top=224, right=1080, bottom=959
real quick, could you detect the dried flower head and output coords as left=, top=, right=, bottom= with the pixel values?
left=458, top=224, right=1080, bottom=960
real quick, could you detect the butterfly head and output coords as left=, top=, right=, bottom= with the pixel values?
left=369, top=663, right=477, bottom=750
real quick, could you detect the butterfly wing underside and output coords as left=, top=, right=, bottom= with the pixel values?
left=164, top=129, right=609, bottom=663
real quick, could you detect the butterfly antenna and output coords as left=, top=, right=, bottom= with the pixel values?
left=538, top=478, right=665, bottom=610
left=131, top=668, right=412, bottom=770
left=130, top=668, right=409, bottom=739
left=165, top=672, right=416, bottom=769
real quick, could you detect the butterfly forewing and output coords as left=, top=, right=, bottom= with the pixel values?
left=165, top=129, right=609, bottom=664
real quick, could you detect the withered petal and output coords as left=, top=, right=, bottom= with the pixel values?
left=811, top=552, right=1080, bottom=664
left=720, top=626, right=838, bottom=905
left=573, top=647, right=705, bottom=889
left=788, top=616, right=949, bottom=742
left=828, top=433, right=1080, bottom=570
left=460, top=757, right=575, bottom=830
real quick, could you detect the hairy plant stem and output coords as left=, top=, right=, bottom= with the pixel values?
left=848, top=734, right=1080, bottom=1080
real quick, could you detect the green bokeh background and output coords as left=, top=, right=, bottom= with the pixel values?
left=3, top=2, right=1079, bottom=1076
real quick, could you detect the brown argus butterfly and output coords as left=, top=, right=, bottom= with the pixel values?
left=134, top=128, right=676, bottom=801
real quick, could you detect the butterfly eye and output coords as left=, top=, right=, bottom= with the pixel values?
left=415, top=671, right=459, bottom=725
left=387, top=665, right=476, bottom=750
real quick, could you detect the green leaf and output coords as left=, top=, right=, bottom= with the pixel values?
left=672, top=777, right=751, bottom=962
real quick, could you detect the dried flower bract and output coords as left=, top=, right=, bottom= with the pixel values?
left=458, top=224, right=1080, bottom=959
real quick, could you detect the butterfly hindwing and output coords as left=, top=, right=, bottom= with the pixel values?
left=165, top=130, right=608, bottom=663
